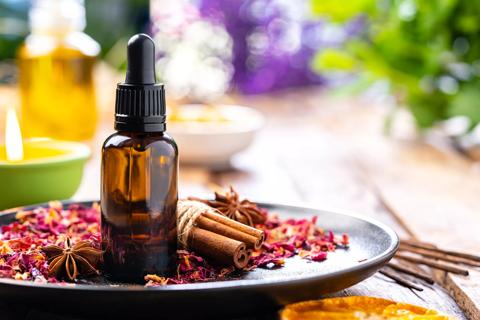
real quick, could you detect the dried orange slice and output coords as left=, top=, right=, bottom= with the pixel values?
left=281, top=296, right=457, bottom=320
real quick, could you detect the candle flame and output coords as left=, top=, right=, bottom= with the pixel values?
left=5, top=108, right=24, bottom=162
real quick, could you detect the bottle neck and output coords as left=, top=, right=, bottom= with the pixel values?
left=29, top=0, right=86, bottom=37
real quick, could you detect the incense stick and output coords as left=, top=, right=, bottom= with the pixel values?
left=387, top=262, right=435, bottom=284
left=399, top=245, right=480, bottom=267
left=379, top=269, right=423, bottom=291
left=401, top=239, right=480, bottom=263
left=395, top=253, right=469, bottom=276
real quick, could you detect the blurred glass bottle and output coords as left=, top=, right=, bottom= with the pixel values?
left=18, top=0, right=100, bottom=141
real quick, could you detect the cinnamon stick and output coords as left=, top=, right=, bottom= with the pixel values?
left=189, top=227, right=250, bottom=268
left=177, top=200, right=264, bottom=269
left=379, top=269, right=423, bottom=291
left=401, top=239, right=480, bottom=263
left=387, top=262, right=434, bottom=284
left=395, top=253, right=469, bottom=276
left=399, top=245, right=480, bottom=267
left=201, top=211, right=265, bottom=249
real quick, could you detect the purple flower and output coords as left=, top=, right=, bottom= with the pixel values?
left=199, top=0, right=326, bottom=94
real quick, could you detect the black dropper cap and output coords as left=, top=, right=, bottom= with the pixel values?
left=114, top=33, right=166, bottom=132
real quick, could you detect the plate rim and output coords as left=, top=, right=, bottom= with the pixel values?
left=0, top=200, right=399, bottom=293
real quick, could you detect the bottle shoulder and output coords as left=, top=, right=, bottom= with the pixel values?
left=102, top=132, right=131, bottom=149
left=162, top=132, right=178, bottom=150
left=66, top=32, right=100, bottom=57
left=102, top=131, right=178, bottom=153
left=19, top=32, right=99, bottom=59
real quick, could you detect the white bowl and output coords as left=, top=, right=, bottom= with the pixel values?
left=168, top=104, right=265, bottom=166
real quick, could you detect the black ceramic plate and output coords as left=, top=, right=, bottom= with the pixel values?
left=0, top=201, right=398, bottom=319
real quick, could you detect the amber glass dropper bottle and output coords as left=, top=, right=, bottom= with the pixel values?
left=101, top=34, right=178, bottom=282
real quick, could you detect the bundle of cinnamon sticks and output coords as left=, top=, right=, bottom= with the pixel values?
left=177, top=200, right=265, bottom=269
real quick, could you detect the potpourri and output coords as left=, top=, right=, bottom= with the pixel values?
left=0, top=201, right=100, bottom=283
left=0, top=201, right=348, bottom=285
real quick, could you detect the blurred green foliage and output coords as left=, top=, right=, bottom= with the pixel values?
left=312, top=0, right=480, bottom=131
left=84, top=0, right=149, bottom=69
left=0, top=1, right=29, bottom=61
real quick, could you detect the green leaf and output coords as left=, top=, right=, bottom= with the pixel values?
left=312, top=49, right=357, bottom=72
left=456, top=15, right=480, bottom=33
left=448, top=84, right=480, bottom=127
left=408, top=93, right=449, bottom=128
left=310, top=0, right=377, bottom=22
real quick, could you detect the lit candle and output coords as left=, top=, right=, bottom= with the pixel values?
left=5, top=108, right=23, bottom=162
left=0, top=108, right=91, bottom=210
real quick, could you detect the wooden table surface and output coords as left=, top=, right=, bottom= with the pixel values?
left=1, top=84, right=479, bottom=319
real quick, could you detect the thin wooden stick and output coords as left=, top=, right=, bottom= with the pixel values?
left=354, top=162, right=415, bottom=238
left=401, top=239, right=480, bottom=263
left=379, top=269, right=423, bottom=291
left=399, top=245, right=480, bottom=268
left=387, top=262, right=435, bottom=284
left=395, top=253, right=469, bottom=276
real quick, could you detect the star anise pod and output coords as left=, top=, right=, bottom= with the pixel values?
left=189, top=186, right=266, bottom=226
left=42, top=237, right=102, bottom=281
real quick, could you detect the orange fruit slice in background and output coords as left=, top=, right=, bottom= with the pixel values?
left=281, top=296, right=457, bottom=320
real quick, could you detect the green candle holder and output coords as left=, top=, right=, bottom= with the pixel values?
left=0, top=139, right=90, bottom=210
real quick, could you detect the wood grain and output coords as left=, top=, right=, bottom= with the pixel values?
left=445, top=272, right=480, bottom=320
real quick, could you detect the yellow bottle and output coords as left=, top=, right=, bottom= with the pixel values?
left=18, top=0, right=100, bottom=141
